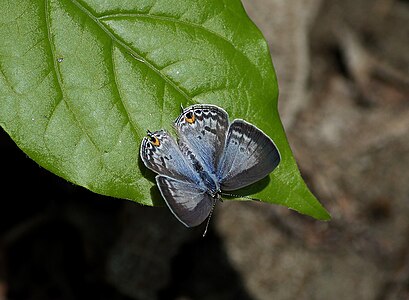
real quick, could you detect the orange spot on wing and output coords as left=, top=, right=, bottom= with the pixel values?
left=185, top=111, right=195, bottom=124
left=149, top=135, right=160, bottom=146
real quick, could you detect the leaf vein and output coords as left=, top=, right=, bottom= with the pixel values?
left=69, top=0, right=193, bottom=107
left=110, top=44, right=144, bottom=141
left=96, top=12, right=262, bottom=93
left=45, top=0, right=102, bottom=154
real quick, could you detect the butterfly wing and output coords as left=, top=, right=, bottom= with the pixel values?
left=174, top=104, right=229, bottom=174
left=156, top=175, right=214, bottom=227
left=140, top=130, right=201, bottom=183
left=217, top=119, right=281, bottom=191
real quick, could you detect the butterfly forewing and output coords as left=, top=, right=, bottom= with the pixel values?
left=156, top=175, right=214, bottom=227
left=217, top=119, right=281, bottom=191
left=140, top=130, right=201, bottom=183
left=175, top=105, right=229, bottom=174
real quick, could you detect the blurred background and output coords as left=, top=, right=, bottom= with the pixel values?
left=1, top=0, right=408, bottom=299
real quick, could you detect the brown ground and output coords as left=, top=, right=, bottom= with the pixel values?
left=221, top=0, right=409, bottom=299
left=1, top=1, right=408, bottom=299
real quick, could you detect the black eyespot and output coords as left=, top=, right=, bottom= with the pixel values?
left=185, top=111, right=195, bottom=124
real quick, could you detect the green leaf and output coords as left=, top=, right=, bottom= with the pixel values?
left=0, top=0, right=330, bottom=220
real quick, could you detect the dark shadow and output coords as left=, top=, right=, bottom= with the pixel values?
left=150, top=184, right=166, bottom=206
left=0, top=127, right=135, bottom=300
left=137, top=154, right=165, bottom=206
left=5, top=218, right=134, bottom=300
left=158, top=224, right=254, bottom=300
left=137, top=154, right=157, bottom=184
left=6, top=219, right=86, bottom=300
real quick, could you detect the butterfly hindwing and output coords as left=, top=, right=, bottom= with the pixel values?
left=217, top=119, right=281, bottom=191
left=140, top=130, right=201, bottom=183
left=175, top=104, right=229, bottom=174
left=156, top=175, right=214, bottom=227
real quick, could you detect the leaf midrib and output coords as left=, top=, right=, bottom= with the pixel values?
left=70, top=0, right=192, bottom=108
left=70, top=0, right=263, bottom=109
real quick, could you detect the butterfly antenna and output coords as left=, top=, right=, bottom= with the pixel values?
left=202, top=198, right=217, bottom=237
left=220, top=192, right=261, bottom=202
left=180, top=103, right=185, bottom=113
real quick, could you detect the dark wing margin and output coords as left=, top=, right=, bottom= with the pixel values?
left=156, top=175, right=214, bottom=227
left=217, top=119, right=281, bottom=191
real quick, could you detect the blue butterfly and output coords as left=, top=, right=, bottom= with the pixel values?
left=140, top=104, right=280, bottom=232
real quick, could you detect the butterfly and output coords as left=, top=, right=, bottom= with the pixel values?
left=140, top=104, right=280, bottom=233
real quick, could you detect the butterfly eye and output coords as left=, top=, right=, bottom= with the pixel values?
left=148, top=135, right=160, bottom=146
left=185, top=111, right=195, bottom=124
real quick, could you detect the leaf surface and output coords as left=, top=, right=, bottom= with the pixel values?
left=0, top=0, right=330, bottom=220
